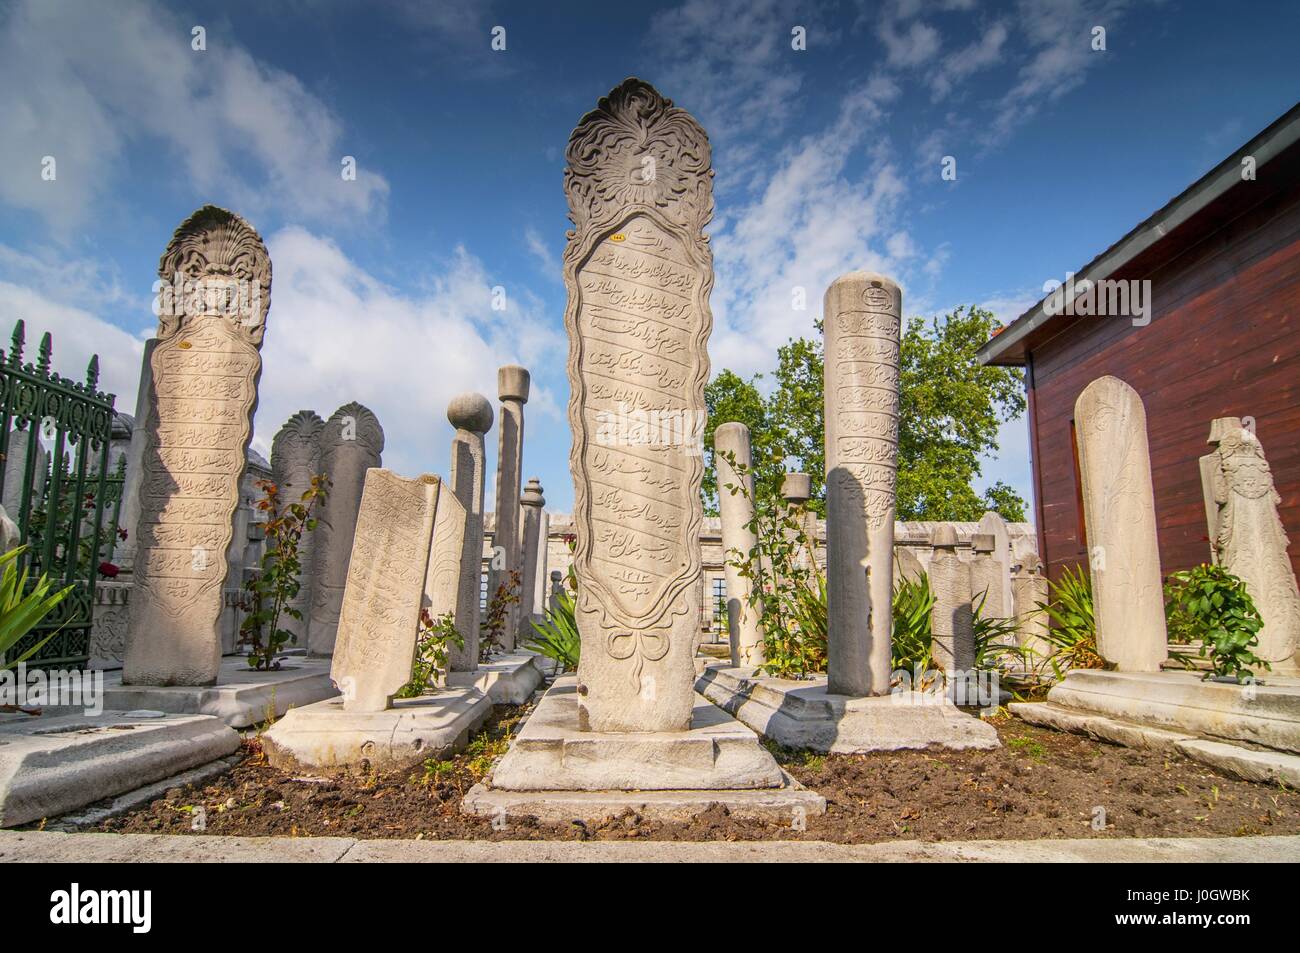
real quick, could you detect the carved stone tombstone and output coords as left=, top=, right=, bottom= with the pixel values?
left=976, top=510, right=1014, bottom=619
left=564, top=78, right=713, bottom=732
left=1074, top=376, right=1167, bottom=671
left=270, top=410, right=324, bottom=648
left=423, top=482, right=467, bottom=648
left=307, top=402, right=384, bottom=656
left=123, top=206, right=270, bottom=686
left=1203, top=417, right=1300, bottom=670
left=824, top=271, right=901, bottom=697
left=331, top=470, right=439, bottom=712
left=1013, top=555, right=1051, bottom=666
left=714, top=422, right=763, bottom=668
left=447, top=392, right=493, bottom=670
left=929, top=525, right=974, bottom=674
left=488, top=365, right=529, bottom=651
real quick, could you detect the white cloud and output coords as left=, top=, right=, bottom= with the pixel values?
left=0, top=0, right=389, bottom=234
left=879, top=18, right=942, bottom=68
left=708, top=78, right=916, bottom=377
left=930, top=20, right=1009, bottom=100
left=252, top=227, right=564, bottom=478
left=649, top=0, right=810, bottom=173
left=987, top=0, right=1131, bottom=141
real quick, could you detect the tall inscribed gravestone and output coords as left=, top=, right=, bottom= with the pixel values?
left=564, top=78, right=714, bottom=732
left=123, top=206, right=270, bottom=686
left=1074, top=375, right=1167, bottom=671
left=270, top=410, right=325, bottom=648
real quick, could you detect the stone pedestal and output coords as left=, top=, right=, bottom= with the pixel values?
left=261, top=688, right=494, bottom=776
left=824, top=271, right=899, bottom=697
left=462, top=677, right=824, bottom=823
left=696, top=663, right=1000, bottom=754
left=714, top=422, right=763, bottom=667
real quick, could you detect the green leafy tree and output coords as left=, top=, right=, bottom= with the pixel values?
left=703, top=369, right=783, bottom=515
left=707, top=305, right=1027, bottom=522
left=897, top=305, right=1026, bottom=520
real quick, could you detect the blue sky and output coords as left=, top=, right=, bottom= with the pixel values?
left=2, top=0, right=1296, bottom=514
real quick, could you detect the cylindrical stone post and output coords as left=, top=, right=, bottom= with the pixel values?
left=488, top=365, right=529, bottom=651
left=781, top=471, right=817, bottom=572
left=824, top=271, right=900, bottom=697
left=447, top=392, right=493, bottom=671
left=517, top=477, right=546, bottom=645
left=715, top=422, right=763, bottom=668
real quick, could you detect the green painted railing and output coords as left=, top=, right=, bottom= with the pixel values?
left=0, top=319, right=117, bottom=669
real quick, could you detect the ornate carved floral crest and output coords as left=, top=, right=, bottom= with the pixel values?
left=564, top=78, right=714, bottom=236
left=322, top=402, right=385, bottom=456
left=157, top=205, right=272, bottom=342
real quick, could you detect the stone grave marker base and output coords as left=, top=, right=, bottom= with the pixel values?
left=1014, top=668, right=1300, bottom=755
left=261, top=687, right=493, bottom=776
left=462, top=677, right=824, bottom=823
left=102, top=656, right=337, bottom=729
left=695, top=663, right=1001, bottom=754
left=0, top=711, right=240, bottom=828
left=446, top=652, right=545, bottom=705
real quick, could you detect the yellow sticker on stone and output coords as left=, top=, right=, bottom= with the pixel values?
left=609, top=234, right=625, bottom=242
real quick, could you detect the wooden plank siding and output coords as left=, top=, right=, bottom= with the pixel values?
left=1027, top=182, right=1300, bottom=584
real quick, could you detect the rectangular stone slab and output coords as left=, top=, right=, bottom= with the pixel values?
left=261, top=687, right=493, bottom=775
left=488, top=676, right=785, bottom=791
left=0, top=711, right=240, bottom=828
left=1046, top=669, right=1300, bottom=753
left=331, top=470, right=440, bottom=712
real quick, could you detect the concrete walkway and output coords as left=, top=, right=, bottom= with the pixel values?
left=2, top=830, right=1296, bottom=862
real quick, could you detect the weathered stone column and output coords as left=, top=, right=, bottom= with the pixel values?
left=824, top=271, right=900, bottom=697
left=549, top=570, right=565, bottom=612
left=517, top=477, right=546, bottom=644
left=1202, top=417, right=1300, bottom=671
left=929, top=524, right=974, bottom=675
left=270, top=410, right=325, bottom=648
left=307, top=402, right=384, bottom=657
left=447, top=392, right=493, bottom=671
left=564, top=78, right=712, bottom=732
left=715, top=422, right=763, bottom=668
left=1074, top=376, right=1167, bottom=671
left=123, top=206, right=270, bottom=687
left=488, top=365, right=529, bottom=651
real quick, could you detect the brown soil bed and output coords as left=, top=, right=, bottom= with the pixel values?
left=78, top=705, right=1300, bottom=843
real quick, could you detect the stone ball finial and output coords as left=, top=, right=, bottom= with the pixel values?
left=521, top=477, right=545, bottom=507
left=781, top=472, right=812, bottom=504
left=931, top=524, right=958, bottom=548
left=448, top=392, right=494, bottom=434
left=499, top=365, right=531, bottom=404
